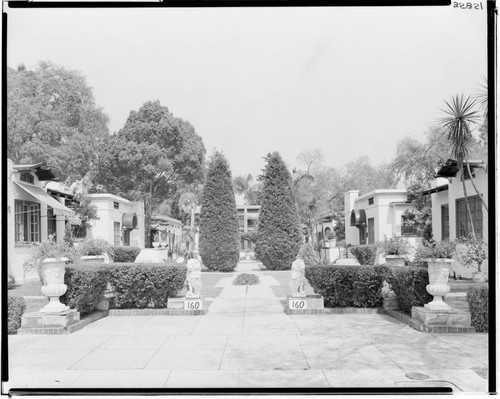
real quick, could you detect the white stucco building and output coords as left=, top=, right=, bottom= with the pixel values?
left=344, top=189, right=420, bottom=247
left=423, top=159, right=488, bottom=278
left=423, top=159, right=488, bottom=243
left=86, top=193, right=145, bottom=248
left=7, top=159, right=76, bottom=284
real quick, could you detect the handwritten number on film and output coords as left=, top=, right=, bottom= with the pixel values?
left=453, top=2, right=483, bottom=9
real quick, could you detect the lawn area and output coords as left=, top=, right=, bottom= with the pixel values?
left=8, top=280, right=47, bottom=313
left=263, top=270, right=316, bottom=298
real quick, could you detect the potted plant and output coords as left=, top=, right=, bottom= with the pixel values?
left=416, top=240, right=456, bottom=311
left=378, top=236, right=411, bottom=267
left=23, top=239, right=77, bottom=313
left=455, top=234, right=488, bottom=283
left=79, top=238, right=113, bottom=264
left=325, top=230, right=336, bottom=247
left=152, top=232, right=160, bottom=248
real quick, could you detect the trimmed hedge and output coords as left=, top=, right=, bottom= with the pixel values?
left=254, top=152, right=302, bottom=270
left=105, top=262, right=186, bottom=309
left=387, top=267, right=432, bottom=314
left=8, top=297, right=26, bottom=335
left=199, top=152, right=241, bottom=272
left=111, top=246, right=141, bottom=263
left=305, top=265, right=388, bottom=308
left=350, top=245, right=377, bottom=265
left=61, top=264, right=108, bottom=316
left=467, top=286, right=488, bottom=332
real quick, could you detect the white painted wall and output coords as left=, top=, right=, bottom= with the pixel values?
left=87, top=194, right=145, bottom=248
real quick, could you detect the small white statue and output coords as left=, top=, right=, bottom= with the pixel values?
left=290, top=258, right=306, bottom=298
left=186, top=254, right=202, bottom=298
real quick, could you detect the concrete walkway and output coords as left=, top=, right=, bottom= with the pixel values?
left=4, top=261, right=488, bottom=392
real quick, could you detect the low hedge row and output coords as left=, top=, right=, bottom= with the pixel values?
left=467, top=286, right=488, bottom=332
left=111, top=246, right=141, bottom=263
left=61, top=262, right=186, bottom=314
left=349, top=245, right=377, bottom=265
left=387, top=267, right=432, bottom=314
left=8, top=296, right=26, bottom=335
left=62, top=264, right=109, bottom=316
left=105, top=262, right=186, bottom=309
left=305, top=265, right=388, bottom=308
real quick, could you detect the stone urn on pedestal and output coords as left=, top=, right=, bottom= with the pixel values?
left=420, top=240, right=457, bottom=310
left=379, top=235, right=410, bottom=268
left=18, top=239, right=82, bottom=333
left=424, top=258, right=453, bottom=311
left=39, top=257, right=70, bottom=313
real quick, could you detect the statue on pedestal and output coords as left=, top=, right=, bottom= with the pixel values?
left=186, top=253, right=202, bottom=298
left=290, top=258, right=306, bottom=298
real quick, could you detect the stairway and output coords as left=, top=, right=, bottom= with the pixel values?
left=333, top=247, right=360, bottom=266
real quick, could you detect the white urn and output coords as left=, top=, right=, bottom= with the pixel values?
left=424, top=258, right=453, bottom=311
left=39, top=258, right=70, bottom=313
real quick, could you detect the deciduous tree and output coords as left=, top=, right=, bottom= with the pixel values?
left=94, top=101, right=206, bottom=246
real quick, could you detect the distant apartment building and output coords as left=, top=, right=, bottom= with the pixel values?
left=344, top=189, right=420, bottom=247
left=86, top=193, right=145, bottom=248
left=237, top=204, right=261, bottom=250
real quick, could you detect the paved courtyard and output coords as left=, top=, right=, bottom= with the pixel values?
left=4, top=262, right=488, bottom=392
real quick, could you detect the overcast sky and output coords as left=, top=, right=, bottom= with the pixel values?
left=6, top=5, right=487, bottom=178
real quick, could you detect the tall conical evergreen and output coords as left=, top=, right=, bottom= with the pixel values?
left=199, top=151, right=240, bottom=272
left=255, top=152, right=303, bottom=270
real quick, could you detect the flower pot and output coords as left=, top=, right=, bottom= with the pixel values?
left=424, top=258, right=453, bottom=311
left=385, top=255, right=406, bottom=267
left=80, top=255, right=106, bottom=264
left=472, top=271, right=486, bottom=283
left=152, top=242, right=160, bottom=248
left=39, top=257, right=70, bottom=313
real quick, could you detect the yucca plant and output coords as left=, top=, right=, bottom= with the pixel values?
left=440, top=94, right=486, bottom=238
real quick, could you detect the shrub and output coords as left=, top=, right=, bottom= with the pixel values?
left=199, top=152, right=240, bottom=272
left=305, top=265, right=387, bottom=308
left=297, top=243, right=321, bottom=266
left=105, top=262, right=186, bottom=308
left=255, top=152, right=302, bottom=270
left=61, top=264, right=108, bottom=316
left=111, top=246, right=141, bottom=263
left=350, top=245, right=377, bottom=265
left=8, top=297, right=26, bottom=334
left=387, top=267, right=432, bottom=314
left=378, top=235, right=411, bottom=256
left=415, top=240, right=456, bottom=259
left=233, top=273, right=260, bottom=285
left=467, top=286, right=488, bottom=332
left=79, top=238, right=114, bottom=258
left=455, top=234, right=488, bottom=273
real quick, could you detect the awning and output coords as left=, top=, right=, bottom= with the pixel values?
left=421, top=185, right=449, bottom=195
left=14, top=181, right=75, bottom=218
left=122, top=212, right=138, bottom=229
left=350, top=209, right=366, bottom=226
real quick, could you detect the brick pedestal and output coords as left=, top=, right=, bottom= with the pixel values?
left=165, top=296, right=206, bottom=315
left=409, top=306, right=475, bottom=333
left=286, top=294, right=325, bottom=314
left=18, top=309, right=80, bottom=334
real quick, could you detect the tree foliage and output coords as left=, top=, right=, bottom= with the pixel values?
left=199, top=152, right=240, bottom=272
left=255, top=152, right=302, bottom=270
left=7, top=62, right=110, bottom=182
left=94, top=100, right=206, bottom=246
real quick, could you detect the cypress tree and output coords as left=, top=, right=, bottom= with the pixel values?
left=199, top=151, right=240, bottom=272
left=255, top=152, right=303, bottom=270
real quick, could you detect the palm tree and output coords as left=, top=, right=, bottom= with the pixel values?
left=178, top=185, right=202, bottom=251
left=440, top=94, right=485, bottom=238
